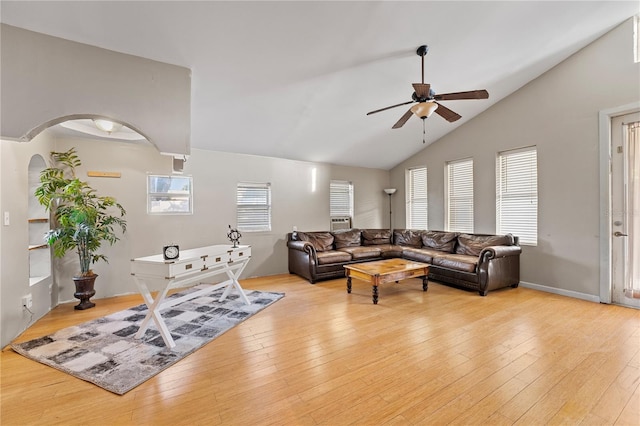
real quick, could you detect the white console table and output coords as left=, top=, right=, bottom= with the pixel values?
left=130, top=244, right=251, bottom=348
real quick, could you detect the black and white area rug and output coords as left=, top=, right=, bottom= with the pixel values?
left=11, top=285, right=284, bottom=395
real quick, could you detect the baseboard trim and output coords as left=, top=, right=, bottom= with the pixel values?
left=519, top=281, right=601, bottom=303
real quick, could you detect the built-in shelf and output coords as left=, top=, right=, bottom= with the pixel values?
left=29, top=276, right=49, bottom=286
left=28, top=244, right=49, bottom=251
left=29, top=155, right=52, bottom=286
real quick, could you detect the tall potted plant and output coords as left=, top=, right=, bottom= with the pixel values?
left=35, top=148, right=127, bottom=310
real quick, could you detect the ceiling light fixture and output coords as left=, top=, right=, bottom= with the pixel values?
left=410, top=102, right=438, bottom=144
left=59, top=119, right=146, bottom=141
left=410, top=102, right=438, bottom=119
left=93, top=119, right=123, bottom=134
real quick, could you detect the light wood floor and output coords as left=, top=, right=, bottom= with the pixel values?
left=2, top=274, right=639, bottom=425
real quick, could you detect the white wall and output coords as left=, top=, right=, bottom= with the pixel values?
left=1, top=132, right=55, bottom=348
left=0, top=135, right=389, bottom=347
left=390, top=18, right=640, bottom=300
left=0, top=24, right=191, bottom=156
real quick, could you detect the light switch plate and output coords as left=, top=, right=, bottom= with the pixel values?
left=3, top=212, right=9, bottom=226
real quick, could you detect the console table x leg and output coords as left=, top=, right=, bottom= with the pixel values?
left=133, top=276, right=176, bottom=347
left=220, top=261, right=251, bottom=305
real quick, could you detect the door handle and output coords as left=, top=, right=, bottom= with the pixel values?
left=613, top=231, right=628, bottom=237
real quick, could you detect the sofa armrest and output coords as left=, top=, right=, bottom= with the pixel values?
left=477, top=245, right=521, bottom=295
left=287, top=240, right=318, bottom=262
left=480, top=245, right=522, bottom=261
left=288, top=240, right=311, bottom=251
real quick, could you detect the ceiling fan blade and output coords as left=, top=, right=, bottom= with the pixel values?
left=392, top=108, right=414, bottom=129
left=434, top=102, right=462, bottom=122
left=412, top=83, right=431, bottom=99
left=367, top=100, right=414, bottom=115
left=434, top=89, right=489, bottom=101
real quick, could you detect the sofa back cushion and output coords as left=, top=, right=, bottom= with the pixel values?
left=297, top=231, right=335, bottom=252
left=332, top=229, right=362, bottom=249
left=362, top=229, right=392, bottom=246
left=455, top=234, right=512, bottom=256
left=393, top=229, right=422, bottom=248
left=421, top=231, right=458, bottom=253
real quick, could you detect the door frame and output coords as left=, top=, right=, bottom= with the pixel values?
left=599, top=102, right=640, bottom=303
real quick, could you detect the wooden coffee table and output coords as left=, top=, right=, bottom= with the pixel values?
left=344, top=258, right=430, bottom=304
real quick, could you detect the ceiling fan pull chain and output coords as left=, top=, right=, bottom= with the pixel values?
left=422, top=119, right=426, bottom=144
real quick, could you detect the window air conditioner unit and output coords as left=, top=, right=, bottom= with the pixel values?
left=330, top=216, right=351, bottom=231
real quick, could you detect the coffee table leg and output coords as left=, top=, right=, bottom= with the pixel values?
left=372, top=285, right=379, bottom=304
left=423, top=276, right=428, bottom=291
left=347, top=276, right=352, bottom=293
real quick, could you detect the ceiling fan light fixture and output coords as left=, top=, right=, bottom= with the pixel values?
left=93, top=119, right=123, bottom=134
left=410, top=102, right=438, bottom=119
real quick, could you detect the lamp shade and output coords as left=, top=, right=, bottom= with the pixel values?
left=384, top=188, right=397, bottom=195
left=410, top=102, right=438, bottom=119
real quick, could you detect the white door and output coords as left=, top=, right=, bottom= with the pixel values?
left=611, top=112, right=640, bottom=308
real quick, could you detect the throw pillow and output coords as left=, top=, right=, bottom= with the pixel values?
left=421, top=231, right=458, bottom=253
left=298, top=232, right=335, bottom=252
left=455, top=234, right=511, bottom=256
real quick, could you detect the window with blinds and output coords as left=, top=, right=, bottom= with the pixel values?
left=406, top=167, right=428, bottom=229
left=496, top=146, right=538, bottom=245
left=446, top=158, right=474, bottom=233
left=236, top=182, right=271, bottom=232
left=330, top=180, right=353, bottom=217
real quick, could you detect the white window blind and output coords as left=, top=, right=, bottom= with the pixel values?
left=446, top=158, right=474, bottom=233
left=147, top=175, right=193, bottom=214
left=236, top=182, right=271, bottom=232
left=407, top=167, right=428, bottom=229
left=330, top=180, right=353, bottom=217
left=496, top=146, right=538, bottom=245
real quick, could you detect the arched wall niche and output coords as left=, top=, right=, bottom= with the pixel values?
left=1, top=24, right=191, bottom=155
left=28, top=154, right=51, bottom=285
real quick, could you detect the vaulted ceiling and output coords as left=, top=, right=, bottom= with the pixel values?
left=1, top=1, right=638, bottom=169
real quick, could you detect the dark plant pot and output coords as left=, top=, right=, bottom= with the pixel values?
left=72, top=274, right=97, bottom=310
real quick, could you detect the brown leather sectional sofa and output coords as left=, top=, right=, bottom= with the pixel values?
left=287, top=228, right=521, bottom=296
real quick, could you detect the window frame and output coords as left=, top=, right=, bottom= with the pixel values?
left=496, top=146, right=538, bottom=246
left=147, top=174, right=193, bottom=215
left=406, top=166, right=428, bottom=229
left=236, top=182, right=271, bottom=232
left=445, top=158, right=474, bottom=233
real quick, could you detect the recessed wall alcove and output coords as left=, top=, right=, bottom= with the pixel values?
left=28, top=154, right=51, bottom=285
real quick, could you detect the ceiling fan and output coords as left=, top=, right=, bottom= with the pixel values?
left=367, top=45, right=489, bottom=133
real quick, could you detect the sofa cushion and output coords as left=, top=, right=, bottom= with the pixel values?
left=316, top=250, right=352, bottom=265
left=377, top=244, right=404, bottom=258
left=402, top=247, right=437, bottom=264
left=362, top=229, right=392, bottom=245
left=338, top=246, right=381, bottom=260
left=455, top=234, right=512, bottom=256
left=332, top=229, right=362, bottom=249
left=432, top=253, right=478, bottom=273
left=298, top=231, right=334, bottom=252
left=421, top=231, right=458, bottom=253
left=393, top=229, right=422, bottom=248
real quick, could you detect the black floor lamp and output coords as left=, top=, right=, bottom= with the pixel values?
left=384, top=188, right=397, bottom=230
